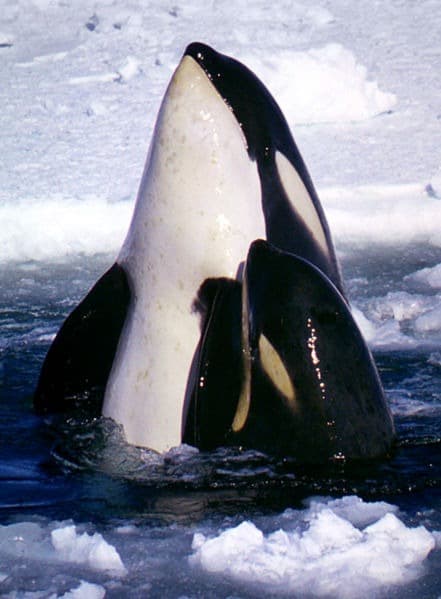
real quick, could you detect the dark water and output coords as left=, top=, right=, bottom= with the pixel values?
left=0, top=250, right=440, bottom=596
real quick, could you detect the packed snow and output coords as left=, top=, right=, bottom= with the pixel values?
left=242, top=43, right=397, bottom=125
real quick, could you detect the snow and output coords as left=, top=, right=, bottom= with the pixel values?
left=0, top=1, right=440, bottom=356
left=322, top=184, right=441, bottom=249
left=244, top=43, right=397, bottom=126
left=0, top=196, right=130, bottom=263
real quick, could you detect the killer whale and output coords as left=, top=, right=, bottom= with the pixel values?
left=34, top=42, right=394, bottom=460
left=184, top=240, right=394, bottom=460
left=184, top=42, right=343, bottom=292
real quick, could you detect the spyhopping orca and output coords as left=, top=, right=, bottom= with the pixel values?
left=34, top=42, right=395, bottom=461
left=184, top=240, right=394, bottom=461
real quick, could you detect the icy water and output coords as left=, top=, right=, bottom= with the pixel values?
left=0, top=243, right=440, bottom=598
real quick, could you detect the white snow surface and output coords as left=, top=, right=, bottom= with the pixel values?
left=242, top=43, right=397, bottom=125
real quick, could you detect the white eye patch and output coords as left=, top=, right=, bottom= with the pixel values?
left=258, top=333, right=296, bottom=406
left=275, top=151, right=329, bottom=258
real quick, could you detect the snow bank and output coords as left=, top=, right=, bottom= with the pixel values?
left=1, top=182, right=440, bottom=265
left=0, top=196, right=131, bottom=262
left=0, top=0, right=401, bottom=267
left=246, top=43, right=396, bottom=125
left=322, top=183, right=441, bottom=248
left=190, top=496, right=436, bottom=598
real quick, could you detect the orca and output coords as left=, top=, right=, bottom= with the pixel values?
left=34, top=42, right=394, bottom=460
left=184, top=240, right=395, bottom=460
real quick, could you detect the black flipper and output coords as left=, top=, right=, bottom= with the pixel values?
left=34, top=263, right=130, bottom=417
left=183, top=278, right=243, bottom=449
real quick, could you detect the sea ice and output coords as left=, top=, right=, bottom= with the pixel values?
left=414, top=304, right=441, bottom=334
left=51, top=525, right=127, bottom=575
left=406, top=263, right=441, bottom=289
left=189, top=496, right=436, bottom=598
left=58, top=580, right=106, bottom=599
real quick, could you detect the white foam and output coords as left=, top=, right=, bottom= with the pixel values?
left=190, top=496, right=436, bottom=598
left=51, top=524, right=127, bottom=575
left=245, top=44, right=396, bottom=125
